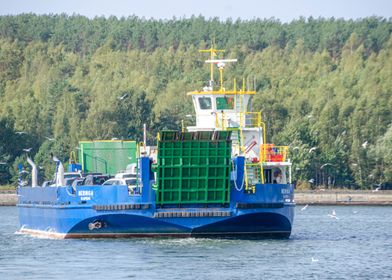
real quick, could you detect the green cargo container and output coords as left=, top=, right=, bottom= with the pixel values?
left=156, top=131, right=232, bottom=205
left=78, top=140, right=137, bottom=175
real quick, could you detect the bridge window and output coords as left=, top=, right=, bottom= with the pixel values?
left=199, top=97, right=212, bottom=110
left=216, top=97, right=234, bottom=110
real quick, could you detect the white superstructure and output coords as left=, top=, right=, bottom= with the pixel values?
left=186, top=45, right=291, bottom=189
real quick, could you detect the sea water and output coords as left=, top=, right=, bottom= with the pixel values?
left=0, top=206, right=391, bottom=279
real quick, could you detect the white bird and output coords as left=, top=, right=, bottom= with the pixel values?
left=308, top=179, right=315, bottom=184
left=351, top=163, right=358, bottom=166
left=301, top=204, right=309, bottom=211
left=292, top=146, right=300, bottom=150
left=307, top=115, right=313, bottom=119
left=311, top=257, right=319, bottom=262
left=362, top=141, right=368, bottom=149
left=309, top=147, right=317, bottom=153
left=19, top=170, right=29, bottom=174
left=328, top=209, right=339, bottom=220
left=117, top=93, right=128, bottom=100
left=23, top=148, right=32, bottom=153
left=372, top=185, right=382, bottom=192
left=16, top=131, right=26, bottom=135
left=45, top=136, right=54, bottom=141
left=320, top=163, right=333, bottom=169
left=20, top=180, right=28, bottom=186
left=111, top=137, right=119, bottom=140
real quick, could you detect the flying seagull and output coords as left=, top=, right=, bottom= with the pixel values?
left=16, top=131, right=27, bottom=135
left=361, top=141, right=368, bottom=149
left=117, top=93, right=128, bottom=100
left=301, top=204, right=309, bottom=211
left=45, top=136, right=54, bottom=141
left=311, top=257, right=319, bottom=262
left=308, top=178, right=315, bottom=184
left=327, top=209, right=339, bottom=220
left=372, top=183, right=382, bottom=192
left=23, top=148, right=32, bottom=153
left=320, top=163, right=333, bottom=169
left=309, top=147, right=317, bottom=153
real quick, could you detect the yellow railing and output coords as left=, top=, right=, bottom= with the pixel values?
left=260, top=144, right=289, bottom=163
left=215, top=111, right=262, bottom=130
left=239, top=112, right=262, bottom=127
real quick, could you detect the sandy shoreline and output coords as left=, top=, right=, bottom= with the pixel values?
left=0, top=192, right=18, bottom=206
left=2, top=189, right=392, bottom=206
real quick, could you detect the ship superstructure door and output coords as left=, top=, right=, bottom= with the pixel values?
left=192, top=96, right=215, bottom=129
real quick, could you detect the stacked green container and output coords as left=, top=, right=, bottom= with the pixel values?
left=156, top=131, right=232, bottom=205
left=78, top=140, right=137, bottom=175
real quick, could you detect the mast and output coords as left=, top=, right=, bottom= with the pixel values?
left=199, top=43, right=225, bottom=88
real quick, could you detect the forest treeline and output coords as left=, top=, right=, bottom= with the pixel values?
left=0, top=14, right=391, bottom=188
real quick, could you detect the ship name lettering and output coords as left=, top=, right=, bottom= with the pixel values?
left=78, top=190, right=94, bottom=196
left=281, top=189, right=290, bottom=194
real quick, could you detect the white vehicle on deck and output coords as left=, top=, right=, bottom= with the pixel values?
left=114, top=172, right=137, bottom=180
left=102, top=178, right=140, bottom=194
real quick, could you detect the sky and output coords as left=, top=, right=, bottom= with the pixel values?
left=0, top=0, right=391, bottom=22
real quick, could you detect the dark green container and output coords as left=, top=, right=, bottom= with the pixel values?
left=156, top=131, right=232, bottom=205
left=78, top=140, right=137, bottom=175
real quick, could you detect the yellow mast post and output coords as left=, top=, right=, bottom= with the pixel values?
left=199, top=43, right=225, bottom=87
left=219, top=66, right=224, bottom=91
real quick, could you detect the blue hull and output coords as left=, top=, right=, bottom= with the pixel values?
left=17, top=205, right=294, bottom=239
left=17, top=183, right=294, bottom=239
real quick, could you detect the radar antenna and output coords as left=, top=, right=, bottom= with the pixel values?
left=205, top=59, right=237, bottom=91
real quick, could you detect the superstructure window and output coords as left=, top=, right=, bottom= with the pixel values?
left=216, top=97, right=234, bottom=110
left=199, top=97, right=212, bottom=109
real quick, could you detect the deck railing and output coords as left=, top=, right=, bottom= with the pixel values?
left=260, top=144, right=289, bottom=163
left=215, top=111, right=262, bottom=130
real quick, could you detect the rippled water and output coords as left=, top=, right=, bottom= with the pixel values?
left=1, top=206, right=391, bottom=279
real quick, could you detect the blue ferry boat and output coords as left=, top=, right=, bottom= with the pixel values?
left=17, top=46, right=295, bottom=238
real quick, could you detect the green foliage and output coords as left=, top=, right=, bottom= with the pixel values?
left=0, top=15, right=391, bottom=188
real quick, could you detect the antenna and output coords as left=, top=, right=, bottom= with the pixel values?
left=205, top=59, right=237, bottom=91
left=199, top=41, right=225, bottom=88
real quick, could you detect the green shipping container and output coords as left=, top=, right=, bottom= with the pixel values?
left=78, top=140, right=137, bottom=175
left=156, top=131, right=232, bottom=205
